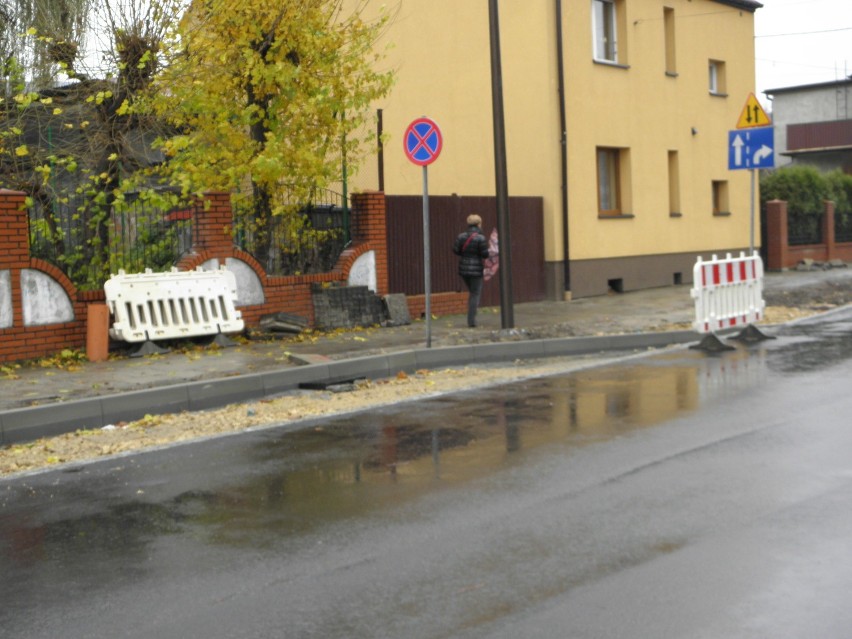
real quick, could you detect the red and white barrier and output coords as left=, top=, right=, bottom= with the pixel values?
left=691, top=252, right=765, bottom=334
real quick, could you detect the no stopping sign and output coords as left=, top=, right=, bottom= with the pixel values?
left=403, top=117, right=443, bottom=166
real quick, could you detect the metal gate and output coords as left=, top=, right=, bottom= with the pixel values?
left=385, top=194, right=545, bottom=306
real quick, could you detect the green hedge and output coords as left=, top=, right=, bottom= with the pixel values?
left=761, top=166, right=852, bottom=244
left=761, top=166, right=852, bottom=213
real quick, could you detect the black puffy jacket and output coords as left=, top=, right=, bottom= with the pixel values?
left=453, top=225, right=490, bottom=278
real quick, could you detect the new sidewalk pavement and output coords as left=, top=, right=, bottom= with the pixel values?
left=2, top=269, right=850, bottom=445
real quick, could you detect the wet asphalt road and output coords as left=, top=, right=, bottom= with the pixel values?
left=3, top=308, right=852, bottom=638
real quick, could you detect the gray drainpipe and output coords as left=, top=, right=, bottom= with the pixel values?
left=555, top=0, right=570, bottom=294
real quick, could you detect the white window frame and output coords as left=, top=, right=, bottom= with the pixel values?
left=709, top=60, right=726, bottom=95
left=593, top=0, right=618, bottom=63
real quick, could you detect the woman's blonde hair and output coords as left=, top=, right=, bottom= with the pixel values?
left=466, top=214, right=482, bottom=226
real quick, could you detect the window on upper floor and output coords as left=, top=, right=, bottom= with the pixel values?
left=709, top=59, right=727, bottom=95
left=593, top=0, right=619, bottom=63
left=664, top=7, right=677, bottom=75
left=597, top=147, right=631, bottom=216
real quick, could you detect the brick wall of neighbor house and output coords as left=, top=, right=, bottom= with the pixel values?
left=764, top=199, right=852, bottom=269
left=0, top=189, right=395, bottom=365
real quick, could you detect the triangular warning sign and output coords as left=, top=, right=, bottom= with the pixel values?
left=736, top=93, right=771, bottom=129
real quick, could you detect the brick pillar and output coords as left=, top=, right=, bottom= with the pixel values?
left=0, top=189, right=29, bottom=269
left=193, top=192, right=235, bottom=254
left=824, top=199, right=836, bottom=262
left=765, top=199, right=788, bottom=270
left=0, top=189, right=28, bottom=333
left=350, top=191, right=389, bottom=295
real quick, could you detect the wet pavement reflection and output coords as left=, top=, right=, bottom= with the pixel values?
left=3, top=307, right=852, bottom=636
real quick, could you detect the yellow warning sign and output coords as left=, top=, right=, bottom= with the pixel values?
left=736, top=93, right=771, bottom=129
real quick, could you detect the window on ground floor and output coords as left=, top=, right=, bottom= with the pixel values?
left=597, top=147, right=632, bottom=216
left=668, top=150, right=681, bottom=215
left=712, top=180, right=729, bottom=215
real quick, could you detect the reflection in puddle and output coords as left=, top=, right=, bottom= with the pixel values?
left=7, top=311, right=852, bottom=638
left=1, top=344, right=776, bottom=568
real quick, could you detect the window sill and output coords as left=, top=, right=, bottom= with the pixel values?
left=709, top=91, right=728, bottom=98
left=665, top=71, right=678, bottom=78
left=593, top=59, right=630, bottom=70
left=713, top=211, right=732, bottom=217
left=669, top=211, right=683, bottom=218
left=598, top=212, right=635, bottom=219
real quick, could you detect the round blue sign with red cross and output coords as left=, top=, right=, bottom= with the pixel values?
left=403, top=117, right=443, bottom=166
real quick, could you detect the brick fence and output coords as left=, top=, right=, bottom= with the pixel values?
left=0, top=189, right=391, bottom=364
left=764, top=199, right=852, bottom=269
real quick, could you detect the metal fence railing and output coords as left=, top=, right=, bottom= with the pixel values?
left=835, top=207, right=852, bottom=243
left=28, top=196, right=194, bottom=291
left=787, top=210, right=823, bottom=246
left=235, top=189, right=349, bottom=276
left=28, top=188, right=350, bottom=289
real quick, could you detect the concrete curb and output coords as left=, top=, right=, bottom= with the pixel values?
left=0, top=330, right=699, bottom=445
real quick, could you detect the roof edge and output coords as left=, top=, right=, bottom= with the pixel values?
left=764, top=77, right=852, bottom=96
left=711, top=0, right=762, bottom=11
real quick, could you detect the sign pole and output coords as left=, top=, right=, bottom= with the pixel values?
left=750, top=168, right=756, bottom=255
left=422, top=165, right=432, bottom=348
left=402, top=116, right=442, bottom=349
left=730, top=94, right=773, bottom=257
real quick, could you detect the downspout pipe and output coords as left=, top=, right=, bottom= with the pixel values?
left=377, top=108, right=385, bottom=192
left=555, top=0, right=570, bottom=294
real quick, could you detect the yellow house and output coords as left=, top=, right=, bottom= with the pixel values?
left=348, top=0, right=762, bottom=299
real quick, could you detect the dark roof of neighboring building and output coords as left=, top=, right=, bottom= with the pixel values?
left=764, top=77, right=852, bottom=96
left=711, top=0, right=763, bottom=11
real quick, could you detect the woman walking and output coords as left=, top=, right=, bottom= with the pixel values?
left=452, top=214, right=490, bottom=327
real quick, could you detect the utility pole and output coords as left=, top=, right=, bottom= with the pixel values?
left=488, top=0, right=514, bottom=329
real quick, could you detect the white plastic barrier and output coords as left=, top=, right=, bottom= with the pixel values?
left=691, top=252, right=765, bottom=334
left=105, top=267, right=244, bottom=343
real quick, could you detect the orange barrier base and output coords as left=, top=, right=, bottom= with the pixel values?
left=86, top=304, right=110, bottom=363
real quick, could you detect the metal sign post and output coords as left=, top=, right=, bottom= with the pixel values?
left=403, top=116, right=443, bottom=348
left=422, top=164, right=432, bottom=347
left=730, top=94, right=774, bottom=256
left=728, top=125, right=774, bottom=255
left=750, top=168, right=756, bottom=254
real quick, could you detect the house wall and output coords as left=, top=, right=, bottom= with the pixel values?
left=346, top=0, right=758, bottom=299
left=767, top=81, right=852, bottom=168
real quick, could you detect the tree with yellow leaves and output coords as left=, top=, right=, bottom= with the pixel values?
left=146, top=0, right=395, bottom=267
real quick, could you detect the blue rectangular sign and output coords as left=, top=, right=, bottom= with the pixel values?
left=728, top=126, right=774, bottom=170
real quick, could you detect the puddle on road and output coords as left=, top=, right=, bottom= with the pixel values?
left=1, top=343, right=778, bottom=565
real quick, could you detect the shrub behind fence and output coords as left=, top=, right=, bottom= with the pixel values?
left=234, top=190, right=349, bottom=276
left=28, top=196, right=193, bottom=291
left=835, top=206, right=852, bottom=243
left=28, top=189, right=349, bottom=288
left=787, top=210, right=823, bottom=245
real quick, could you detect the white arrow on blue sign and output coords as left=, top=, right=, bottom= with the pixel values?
left=728, top=126, right=774, bottom=170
